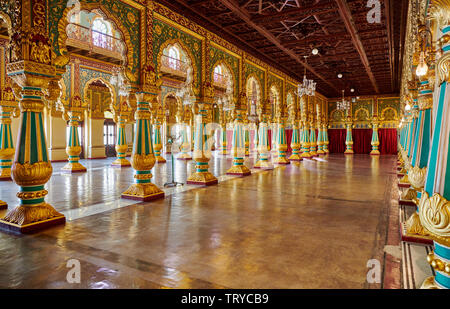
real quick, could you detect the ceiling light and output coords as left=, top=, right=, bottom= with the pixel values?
left=312, top=48, right=319, bottom=55
left=350, top=88, right=355, bottom=93
left=416, top=51, right=428, bottom=77
left=338, top=73, right=343, bottom=79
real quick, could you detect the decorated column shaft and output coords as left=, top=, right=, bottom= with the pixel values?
left=111, top=100, right=132, bottom=167
left=177, top=106, right=192, bottom=160
left=316, top=105, right=325, bottom=155
left=187, top=83, right=218, bottom=185
left=152, top=104, right=166, bottom=164
left=289, top=120, right=302, bottom=161
left=220, top=123, right=228, bottom=155
left=309, top=117, right=318, bottom=157
left=403, top=73, right=434, bottom=239
left=244, top=124, right=250, bottom=156
left=344, top=112, right=354, bottom=154
left=61, top=96, right=86, bottom=173
left=370, top=117, right=380, bottom=155
left=419, top=23, right=450, bottom=289
left=255, top=98, right=273, bottom=169
left=0, top=86, right=17, bottom=181
left=122, top=66, right=164, bottom=201
left=300, top=96, right=311, bottom=158
left=323, top=123, right=330, bottom=153
left=273, top=103, right=290, bottom=165
left=0, top=73, right=65, bottom=232
left=227, top=92, right=251, bottom=175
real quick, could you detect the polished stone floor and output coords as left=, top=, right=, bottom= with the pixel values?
left=0, top=153, right=398, bottom=289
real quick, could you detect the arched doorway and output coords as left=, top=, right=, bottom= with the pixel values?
left=83, top=78, right=115, bottom=159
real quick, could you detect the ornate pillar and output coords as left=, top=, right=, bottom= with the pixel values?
left=370, top=117, right=380, bottom=155
left=177, top=107, right=192, bottom=160
left=419, top=25, right=450, bottom=287
left=254, top=98, right=273, bottom=169
left=344, top=112, right=354, bottom=155
left=273, top=102, right=290, bottom=165
left=121, top=66, right=164, bottom=201
left=0, top=86, right=18, bottom=181
left=244, top=121, right=250, bottom=156
left=111, top=100, right=132, bottom=167
left=322, top=120, right=329, bottom=153
left=227, top=92, right=252, bottom=175
left=0, top=52, right=65, bottom=232
left=187, top=83, right=218, bottom=185
left=316, top=104, right=325, bottom=155
left=60, top=96, right=87, bottom=173
left=152, top=104, right=166, bottom=164
left=300, top=96, right=311, bottom=158
left=289, top=120, right=302, bottom=162
left=218, top=105, right=228, bottom=155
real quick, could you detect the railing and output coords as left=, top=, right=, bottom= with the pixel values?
left=66, top=23, right=124, bottom=56
left=161, top=55, right=187, bottom=73
left=213, top=72, right=226, bottom=85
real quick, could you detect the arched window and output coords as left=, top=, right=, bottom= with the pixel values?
left=213, top=65, right=225, bottom=84
left=92, top=18, right=111, bottom=49
left=167, top=46, right=181, bottom=70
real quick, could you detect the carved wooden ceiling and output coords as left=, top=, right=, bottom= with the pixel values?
left=156, top=0, right=408, bottom=97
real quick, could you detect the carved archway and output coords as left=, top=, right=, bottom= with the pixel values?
left=330, top=109, right=345, bottom=122
left=157, top=39, right=198, bottom=91
left=82, top=77, right=117, bottom=113
left=55, top=3, right=135, bottom=82
left=354, top=107, right=370, bottom=122
left=0, top=12, right=12, bottom=38
left=211, top=59, right=236, bottom=97
left=380, top=107, right=398, bottom=121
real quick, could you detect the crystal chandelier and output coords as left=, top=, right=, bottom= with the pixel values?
left=110, top=69, right=129, bottom=97
left=297, top=56, right=316, bottom=98
left=337, top=90, right=350, bottom=111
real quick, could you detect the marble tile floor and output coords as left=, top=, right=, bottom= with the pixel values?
left=0, top=154, right=399, bottom=289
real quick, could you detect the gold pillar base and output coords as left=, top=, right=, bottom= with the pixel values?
left=254, top=159, right=273, bottom=169
left=111, top=158, right=131, bottom=167
left=288, top=154, right=303, bottom=161
left=344, top=150, right=354, bottom=155
left=0, top=203, right=65, bottom=234
left=0, top=169, right=12, bottom=181
left=155, top=156, right=166, bottom=164
left=226, top=164, right=251, bottom=176
left=370, top=150, right=380, bottom=155
left=421, top=277, right=440, bottom=289
left=301, top=152, right=311, bottom=159
left=220, top=150, right=228, bottom=155
left=121, top=183, right=165, bottom=202
left=61, top=162, right=87, bottom=173
left=177, top=153, right=192, bottom=160
left=187, top=172, right=218, bottom=186
left=273, top=156, right=290, bottom=165
left=317, top=150, right=325, bottom=155
left=0, top=200, right=6, bottom=210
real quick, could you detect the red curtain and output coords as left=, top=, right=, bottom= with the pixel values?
left=285, top=129, right=293, bottom=152
left=379, top=128, right=398, bottom=155
left=328, top=129, right=346, bottom=153
left=352, top=129, right=373, bottom=154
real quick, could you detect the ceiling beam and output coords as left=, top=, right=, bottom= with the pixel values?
left=334, top=0, right=379, bottom=94
left=251, top=2, right=336, bottom=23
left=220, top=0, right=340, bottom=93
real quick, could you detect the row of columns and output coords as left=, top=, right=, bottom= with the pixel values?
left=397, top=22, right=450, bottom=289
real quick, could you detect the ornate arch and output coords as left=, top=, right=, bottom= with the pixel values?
left=354, top=107, right=370, bottom=122
left=245, top=73, right=262, bottom=106
left=380, top=107, right=398, bottom=121
left=55, top=3, right=135, bottom=82
left=157, top=39, right=197, bottom=89
left=82, top=77, right=117, bottom=112
left=211, top=59, right=236, bottom=97
left=0, top=12, right=12, bottom=38
left=330, top=109, right=345, bottom=122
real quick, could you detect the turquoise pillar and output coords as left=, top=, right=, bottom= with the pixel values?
left=419, top=25, right=450, bottom=289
